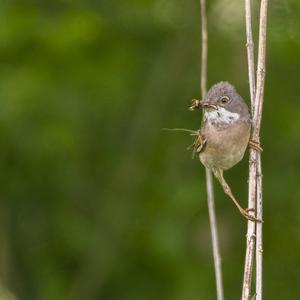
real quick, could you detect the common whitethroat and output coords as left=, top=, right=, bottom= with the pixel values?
left=190, top=81, right=262, bottom=222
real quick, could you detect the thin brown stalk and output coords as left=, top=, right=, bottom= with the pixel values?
left=256, top=155, right=263, bottom=300
left=200, top=1, right=224, bottom=300
left=200, top=0, right=208, bottom=97
left=245, top=0, right=256, bottom=110
left=242, top=0, right=257, bottom=299
left=254, top=0, right=268, bottom=299
left=243, top=0, right=268, bottom=299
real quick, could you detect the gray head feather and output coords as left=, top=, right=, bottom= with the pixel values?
left=204, top=81, right=250, bottom=120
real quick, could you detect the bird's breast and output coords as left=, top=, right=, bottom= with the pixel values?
left=199, top=120, right=251, bottom=171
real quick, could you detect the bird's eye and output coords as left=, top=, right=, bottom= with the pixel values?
left=220, top=96, right=230, bottom=104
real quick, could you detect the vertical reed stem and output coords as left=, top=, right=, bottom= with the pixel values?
left=200, top=1, right=224, bottom=299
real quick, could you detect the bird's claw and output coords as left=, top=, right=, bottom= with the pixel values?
left=240, top=208, right=263, bottom=223
left=249, top=140, right=263, bottom=152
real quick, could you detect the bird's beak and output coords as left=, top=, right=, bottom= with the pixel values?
left=189, top=99, right=218, bottom=111
left=200, top=99, right=218, bottom=110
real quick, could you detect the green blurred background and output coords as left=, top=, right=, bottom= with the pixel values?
left=0, top=0, right=300, bottom=299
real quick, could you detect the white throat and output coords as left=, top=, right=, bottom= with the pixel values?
left=204, top=107, right=240, bottom=124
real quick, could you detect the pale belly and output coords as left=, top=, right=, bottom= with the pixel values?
left=199, top=121, right=251, bottom=171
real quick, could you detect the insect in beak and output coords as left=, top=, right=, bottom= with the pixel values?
left=189, top=99, right=201, bottom=111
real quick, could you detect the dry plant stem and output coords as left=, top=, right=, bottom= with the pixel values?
left=242, top=0, right=257, bottom=299
left=254, top=0, right=268, bottom=299
left=243, top=0, right=268, bottom=299
left=200, top=1, right=224, bottom=300
left=256, top=155, right=263, bottom=300
left=245, top=0, right=256, bottom=111
left=200, top=0, right=207, bottom=96
left=242, top=150, right=257, bottom=300
left=205, top=168, right=224, bottom=300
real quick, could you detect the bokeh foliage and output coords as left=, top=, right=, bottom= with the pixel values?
left=0, top=0, right=300, bottom=299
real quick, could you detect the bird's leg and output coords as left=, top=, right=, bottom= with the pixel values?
left=212, top=169, right=261, bottom=222
left=249, top=139, right=263, bottom=152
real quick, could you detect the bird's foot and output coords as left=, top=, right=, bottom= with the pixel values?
left=240, top=207, right=263, bottom=223
left=249, top=140, right=263, bottom=152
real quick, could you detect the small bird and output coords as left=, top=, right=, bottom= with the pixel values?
left=190, top=81, right=261, bottom=222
